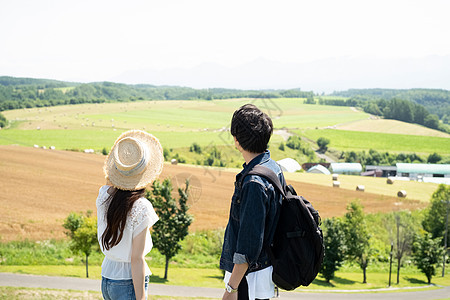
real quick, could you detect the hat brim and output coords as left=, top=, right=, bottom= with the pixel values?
left=104, top=130, right=164, bottom=191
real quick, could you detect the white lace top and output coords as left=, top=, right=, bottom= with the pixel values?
left=96, top=185, right=159, bottom=279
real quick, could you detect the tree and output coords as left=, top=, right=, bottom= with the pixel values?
left=189, top=142, right=202, bottom=154
left=424, top=114, right=440, bottom=130
left=427, top=152, right=442, bottom=164
left=63, top=211, right=97, bottom=278
left=320, top=218, right=346, bottom=283
left=422, top=184, right=450, bottom=243
left=317, top=137, right=330, bottom=152
left=304, top=96, right=316, bottom=104
left=412, top=232, right=444, bottom=284
left=0, top=112, right=7, bottom=128
left=147, top=178, right=193, bottom=279
left=63, top=211, right=86, bottom=239
left=343, top=201, right=371, bottom=283
left=286, top=136, right=301, bottom=150
left=392, top=212, right=414, bottom=284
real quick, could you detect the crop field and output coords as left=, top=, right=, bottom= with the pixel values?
left=0, top=145, right=429, bottom=242
left=298, top=129, right=450, bottom=155
left=0, top=99, right=370, bottom=151
left=284, top=172, right=439, bottom=202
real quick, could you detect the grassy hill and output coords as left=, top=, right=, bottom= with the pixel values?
left=1, top=98, right=448, bottom=167
left=298, top=129, right=450, bottom=155
left=1, top=99, right=369, bottom=149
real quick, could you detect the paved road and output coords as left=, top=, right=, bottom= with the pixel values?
left=1, top=273, right=449, bottom=299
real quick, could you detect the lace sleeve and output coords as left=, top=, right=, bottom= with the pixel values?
left=127, top=198, right=159, bottom=238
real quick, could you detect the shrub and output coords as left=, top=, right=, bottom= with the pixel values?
left=286, top=136, right=301, bottom=150
left=317, top=137, right=330, bottom=152
left=189, top=143, right=202, bottom=154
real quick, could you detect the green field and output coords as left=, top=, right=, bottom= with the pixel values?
left=0, top=98, right=370, bottom=151
left=1, top=99, right=448, bottom=157
left=0, top=128, right=233, bottom=151
left=298, top=129, right=450, bottom=155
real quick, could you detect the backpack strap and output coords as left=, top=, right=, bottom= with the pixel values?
left=243, top=164, right=286, bottom=199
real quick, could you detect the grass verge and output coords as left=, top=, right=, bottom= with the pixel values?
left=1, top=265, right=448, bottom=290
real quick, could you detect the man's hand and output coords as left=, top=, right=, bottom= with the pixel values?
left=222, top=290, right=238, bottom=300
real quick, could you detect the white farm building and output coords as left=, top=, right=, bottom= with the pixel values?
left=396, top=163, right=450, bottom=184
left=277, top=158, right=301, bottom=173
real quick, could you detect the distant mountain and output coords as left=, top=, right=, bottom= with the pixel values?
left=111, top=56, right=450, bottom=93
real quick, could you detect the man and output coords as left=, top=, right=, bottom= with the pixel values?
left=220, top=104, right=285, bottom=300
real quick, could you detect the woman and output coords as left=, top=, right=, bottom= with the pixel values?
left=97, top=130, right=164, bottom=300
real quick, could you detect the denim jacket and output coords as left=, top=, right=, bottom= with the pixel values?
left=220, top=150, right=285, bottom=273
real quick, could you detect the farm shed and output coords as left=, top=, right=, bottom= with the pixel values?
left=277, top=158, right=301, bottom=173
left=396, top=163, right=450, bottom=184
left=365, top=165, right=397, bottom=177
left=329, top=163, right=362, bottom=175
left=361, top=169, right=383, bottom=177
left=302, top=162, right=330, bottom=171
left=307, top=164, right=331, bottom=175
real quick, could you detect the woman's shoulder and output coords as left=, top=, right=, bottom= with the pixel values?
left=127, top=197, right=158, bottom=230
left=96, top=185, right=112, bottom=207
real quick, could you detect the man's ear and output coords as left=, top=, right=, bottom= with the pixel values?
left=233, top=136, right=241, bottom=150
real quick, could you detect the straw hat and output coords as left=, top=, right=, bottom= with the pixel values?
left=104, top=130, right=164, bottom=191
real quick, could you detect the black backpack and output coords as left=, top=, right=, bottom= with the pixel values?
left=244, top=164, right=324, bottom=290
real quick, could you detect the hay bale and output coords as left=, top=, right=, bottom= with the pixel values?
left=171, top=159, right=178, bottom=165
left=397, top=190, right=407, bottom=198
left=332, top=181, right=340, bottom=188
left=332, top=174, right=339, bottom=181
left=356, top=185, right=365, bottom=192
left=387, top=178, right=394, bottom=184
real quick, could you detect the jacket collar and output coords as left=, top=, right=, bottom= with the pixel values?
left=238, top=150, right=271, bottom=178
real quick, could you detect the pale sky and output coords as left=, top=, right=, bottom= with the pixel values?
left=1, top=0, right=450, bottom=86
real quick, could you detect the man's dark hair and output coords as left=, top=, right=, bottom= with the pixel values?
left=230, top=104, right=273, bottom=153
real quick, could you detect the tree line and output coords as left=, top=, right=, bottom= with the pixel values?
left=0, top=76, right=313, bottom=111
left=331, top=88, right=450, bottom=121
left=315, top=96, right=449, bottom=133
left=341, top=149, right=449, bottom=166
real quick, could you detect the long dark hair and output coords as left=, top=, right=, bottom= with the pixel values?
left=101, top=187, right=145, bottom=250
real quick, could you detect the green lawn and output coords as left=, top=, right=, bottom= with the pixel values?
left=297, top=129, right=450, bottom=155
left=1, top=265, right=448, bottom=290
